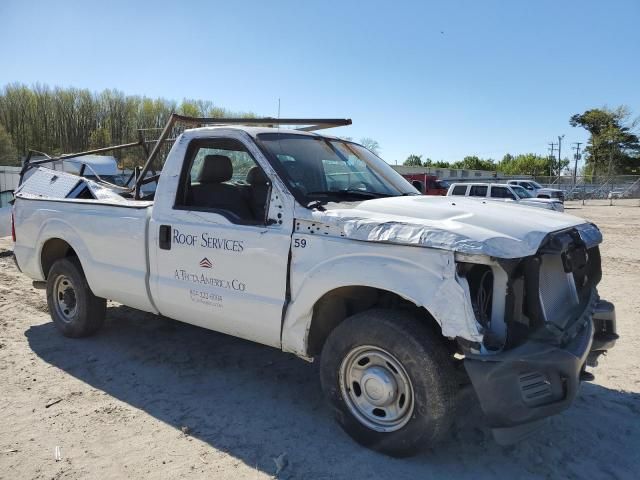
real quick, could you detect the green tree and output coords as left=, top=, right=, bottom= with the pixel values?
left=403, top=154, right=423, bottom=166
left=88, top=127, right=111, bottom=149
left=0, top=83, right=256, bottom=171
left=498, top=153, right=562, bottom=176
left=451, top=155, right=495, bottom=170
left=0, top=123, right=18, bottom=165
left=432, top=160, right=450, bottom=168
left=570, top=106, right=640, bottom=175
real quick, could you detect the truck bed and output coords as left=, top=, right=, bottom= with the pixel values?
left=14, top=168, right=156, bottom=313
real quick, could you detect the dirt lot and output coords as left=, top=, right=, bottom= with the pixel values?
left=1, top=201, right=639, bottom=479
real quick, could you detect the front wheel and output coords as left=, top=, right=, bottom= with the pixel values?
left=46, top=257, right=106, bottom=338
left=320, top=309, right=458, bottom=457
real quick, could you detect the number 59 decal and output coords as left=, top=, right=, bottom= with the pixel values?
left=294, top=238, right=307, bottom=248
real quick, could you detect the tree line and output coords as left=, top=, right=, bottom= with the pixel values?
left=403, top=106, right=639, bottom=177
left=0, top=83, right=383, bottom=169
left=1, top=84, right=638, bottom=177
left=403, top=153, right=568, bottom=177
left=0, top=83, right=253, bottom=167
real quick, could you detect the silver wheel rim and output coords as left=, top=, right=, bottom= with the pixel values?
left=339, top=345, right=414, bottom=432
left=53, top=275, right=78, bottom=323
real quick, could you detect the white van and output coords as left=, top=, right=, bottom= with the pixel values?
left=447, top=182, right=564, bottom=212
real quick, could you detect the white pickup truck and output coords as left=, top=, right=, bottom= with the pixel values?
left=11, top=115, right=617, bottom=456
left=507, top=179, right=565, bottom=202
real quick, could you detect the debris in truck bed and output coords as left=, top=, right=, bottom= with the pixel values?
left=17, top=168, right=151, bottom=207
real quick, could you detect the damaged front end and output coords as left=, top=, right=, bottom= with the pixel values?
left=455, top=223, right=618, bottom=444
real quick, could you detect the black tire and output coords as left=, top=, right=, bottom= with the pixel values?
left=46, top=257, right=106, bottom=338
left=320, top=309, right=458, bottom=457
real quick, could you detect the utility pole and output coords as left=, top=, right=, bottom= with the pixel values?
left=557, top=134, right=565, bottom=180
left=548, top=142, right=557, bottom=178
left=572, top=142, right=582, bottom=186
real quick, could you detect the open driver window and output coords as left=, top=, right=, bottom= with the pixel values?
left=176, top=138, right=270, bottom=224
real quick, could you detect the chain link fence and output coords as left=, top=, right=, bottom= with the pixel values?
left=532, top=175, right=640, bottom=206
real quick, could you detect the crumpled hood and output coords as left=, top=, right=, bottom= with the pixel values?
left=310, top=195, right=599, bottom=259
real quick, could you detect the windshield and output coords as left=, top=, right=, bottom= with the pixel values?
left=511, top=185, right=533, bottom=198
left=257, top=133, right=410, bottom=204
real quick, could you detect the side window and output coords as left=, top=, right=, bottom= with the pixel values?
left=176, top=138, right=270, bottom=224
left=451, top=185, right=467, bottom=196
left=469, top=185, right=488, bottom=197
left=490, top=186, right=516, bottom=199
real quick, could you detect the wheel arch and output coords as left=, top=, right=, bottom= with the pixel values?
left=41, top=238, right=78, bottom=279
left=282, top=249, right=483, bottom=359
left=306, top=286, right=446, bottom=358
left=33, top=218, right=94, bottom=285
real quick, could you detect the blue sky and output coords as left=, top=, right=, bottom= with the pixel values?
left=1, top=0, right=638, bottom=166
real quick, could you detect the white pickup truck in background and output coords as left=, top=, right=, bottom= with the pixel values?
left=447, top=182, right=565, bottom=212
left=507, top=179, right=565, bottom=202
left=11, top=115, right=618, bottom=456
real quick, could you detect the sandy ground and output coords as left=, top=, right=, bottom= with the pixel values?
left=0, top=201, right=639, bottom=479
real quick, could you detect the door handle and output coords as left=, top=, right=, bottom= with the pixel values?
left=159, top=225, right=172, bottom=250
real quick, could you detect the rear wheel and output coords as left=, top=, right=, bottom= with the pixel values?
left=320, top=309, right=458, bottom=457
left=46, top=257, right=106, bottom=337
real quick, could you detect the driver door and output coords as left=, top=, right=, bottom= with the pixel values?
left=149, top=135, right=293, bottom=348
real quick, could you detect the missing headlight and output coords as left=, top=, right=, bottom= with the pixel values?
left=459, top=264, right=494, bottom=329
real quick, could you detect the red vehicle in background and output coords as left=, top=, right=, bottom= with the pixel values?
left=402, top=174, right=449, bottom=195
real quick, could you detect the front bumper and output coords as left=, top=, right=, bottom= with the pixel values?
left=464, top=299, right=617, bottom=444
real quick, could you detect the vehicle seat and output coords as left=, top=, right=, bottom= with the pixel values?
left=190, top=155, right=253, bottom=220
left=246, top=166, right=270, bottom=220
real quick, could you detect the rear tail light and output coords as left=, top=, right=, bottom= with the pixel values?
left=11, top=209, right=16, bottom=242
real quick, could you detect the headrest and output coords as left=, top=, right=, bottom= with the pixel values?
left=246, top=166, right=269, bottom=185
left=197, top=155, right=232, bottom=183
